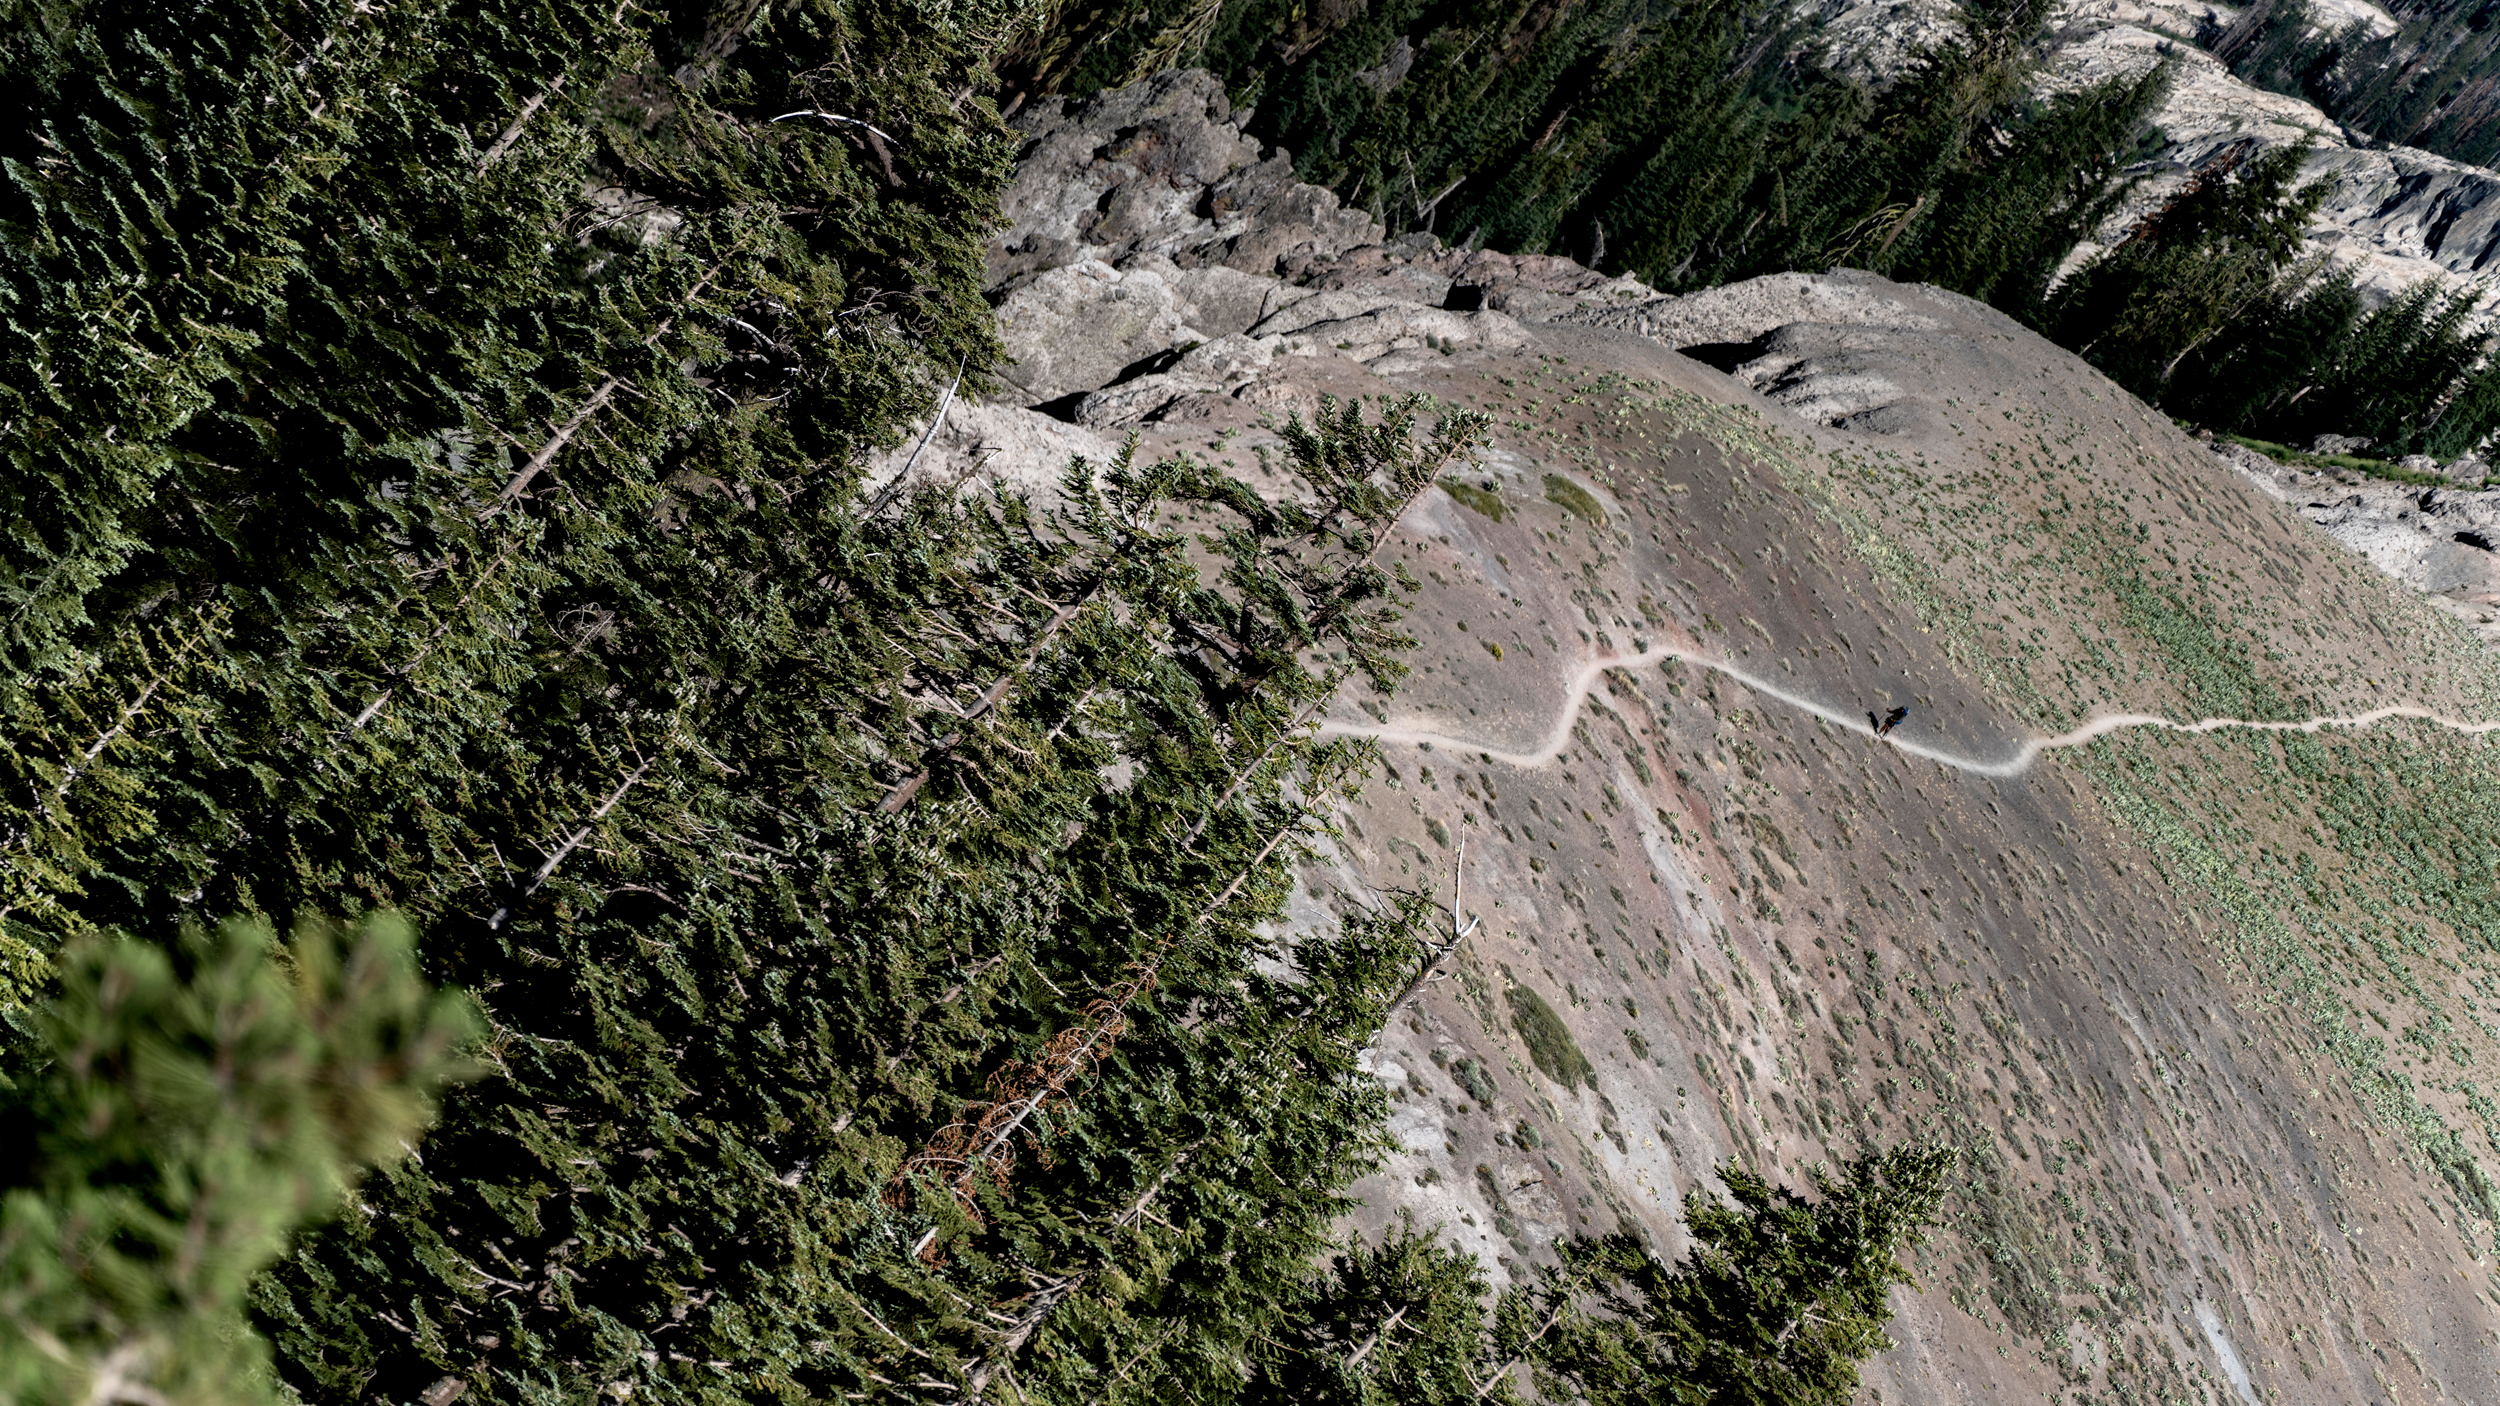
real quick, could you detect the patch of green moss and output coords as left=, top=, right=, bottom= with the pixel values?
left=1508, top=983, right=1595, bottom=1088
left=1444, top=477, right=1506, bottom=521
left=1542, top=473, right=1607, bottom=524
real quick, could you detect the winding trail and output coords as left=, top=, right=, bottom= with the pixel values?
left=1315, top=642, right=2500, bottom=778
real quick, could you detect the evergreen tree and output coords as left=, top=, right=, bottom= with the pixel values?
left=2215, top=0, right=2500, bottom=168
left=2422, top=359, right=2500, bottom=460
left=1889, top=63, right=2173, bottom=317
left=2159, top=261, right=2363, bottom=434
left=250, top=395, right=1491, bottom=1403
left=2278, top=280, right=2492, bottom=451
left=1515, top=1147, right=1957, bottom=1406
left=1252, top=1219, right=1516, bottom=1405
left=2212, top=0, right=2356, bottom=112
left=0, top=914, right=473, bottom=1406
left=2044, top=139, right=2329, bottom=401
left=1163, top=0, right=2166, bottom=302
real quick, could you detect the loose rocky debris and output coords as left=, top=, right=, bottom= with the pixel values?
left=2215, top=439, right=2500, bottom=642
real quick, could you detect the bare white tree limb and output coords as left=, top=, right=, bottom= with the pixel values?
left=477, top=76, right=567, bottom=174
left=487, top=757, right=651, bottom=930
left=768, top=109, right=899, bottom=143
left=481, top=376, right=622, bottom=516
left=868, top=357, right=967, bottom=516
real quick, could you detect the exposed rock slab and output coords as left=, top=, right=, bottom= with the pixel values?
left=990, top=68, right=1383, bottom=286
left=2215, top=441, right=2500, bottom=640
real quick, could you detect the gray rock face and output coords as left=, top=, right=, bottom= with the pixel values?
left=2217, top=441, right=2500, bottom=641
left=990, top=69, right=1383, bottom=286
left=1564, top=269, right=1994, bottom=436
left=991, top=259, right=1203, bottom=402
left=957, top=68, right=1656, bottom=437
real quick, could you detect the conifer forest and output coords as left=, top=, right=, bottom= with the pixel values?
left=9, top=0, right=2500, bottom=1402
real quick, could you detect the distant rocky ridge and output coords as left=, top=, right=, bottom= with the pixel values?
left=871, top=65, right=2500, bottom=651
left=2049, top=0, right=2500, bottom=315
left=2216, top=440, right=2500, bottom=640
left=1808, top=0, right=2500, bottom=314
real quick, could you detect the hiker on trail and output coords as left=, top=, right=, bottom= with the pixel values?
left=1871, top=705, right=1908, bottom=739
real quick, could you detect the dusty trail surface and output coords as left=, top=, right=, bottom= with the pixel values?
left=1265, top=295, right=2500, bottom=1406
left=1321, top=643, right=2500, bottom=778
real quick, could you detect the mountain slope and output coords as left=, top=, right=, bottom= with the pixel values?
left=916, top=79, right=2500, bottom=1401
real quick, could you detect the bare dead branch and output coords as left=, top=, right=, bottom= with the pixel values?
left=482, top=377, right=623, bottom=516
left=478, top=76, right=568, bottom=174
left=487, top=757, right=651, bottom=930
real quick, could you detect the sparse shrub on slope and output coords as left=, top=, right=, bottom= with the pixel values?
left=1509, top=982, right=1597, bottom=1088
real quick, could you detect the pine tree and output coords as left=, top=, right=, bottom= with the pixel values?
left=2159, top=261, right=2362, bottom=435
left=0, top=5, right=1987, bottom=1401
left=2280, top=280, right=2492, bottom=452
left=1513, top=1146, right=1957, bottom=1405
left=1249, top=1218, right=1512, bottom=1405
left=0, top=914, right=473, bottom=1406
left=246, top=393, right=1492, bottom=1403
left=1889, top=63, right=2172, bottom=317
left=2044, top=139, right=2329, bottom=401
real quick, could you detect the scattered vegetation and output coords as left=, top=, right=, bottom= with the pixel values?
left=1444, top=477, right=1508, bottom=521
left=1543, top=473, right=1611, bottom=525
left=1510, top=982, right=1599, bottom=1088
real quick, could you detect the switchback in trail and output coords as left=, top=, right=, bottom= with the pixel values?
left=1317, top=643, right=2500, bottom=779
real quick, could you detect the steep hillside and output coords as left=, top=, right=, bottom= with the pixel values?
left=913, top=73, right=2500, bottom=1403
left=2048, top=12, right=2500, bottom=314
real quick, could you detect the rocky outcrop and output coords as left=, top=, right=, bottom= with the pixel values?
left=2216, top=440, right=2500, bottom=639
left=2044, top=19, right=2500, bottom=313
left=988, top=69, right=1655, bottom=311
left=894, top=63, right=2500, bottom=666
left=872, top=69, right=1656, bottom=493
left=989, top=69, right=1384, bottom=288
left=1562, top=270, right=2000, bottom=436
